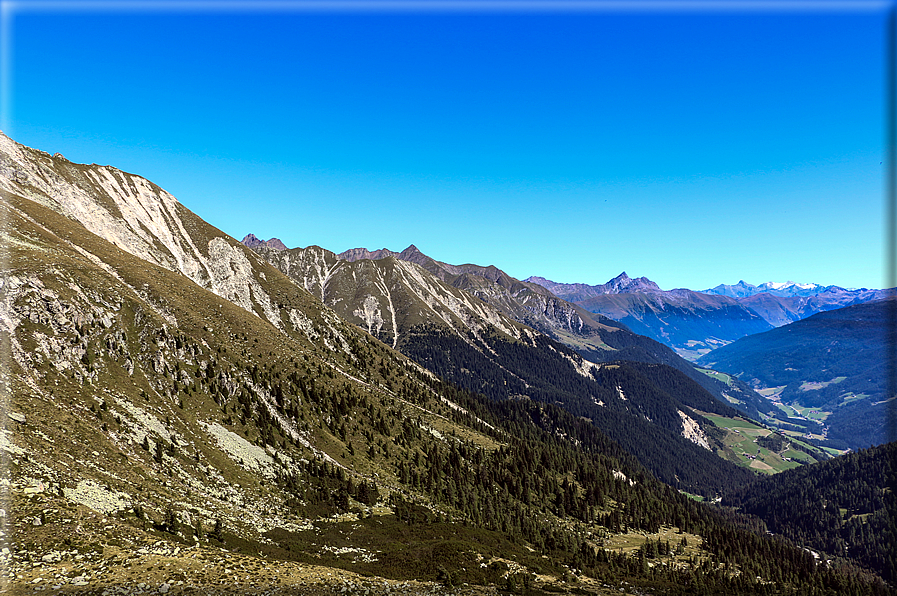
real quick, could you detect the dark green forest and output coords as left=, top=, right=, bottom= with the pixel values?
left=233, top=348, right=893, bottom=594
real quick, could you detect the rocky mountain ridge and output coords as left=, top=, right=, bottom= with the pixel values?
left=525, top=273, right=662, bottom=302
left=250, top=239, right=638, bottom=364
left=1, top=133, right=568, bottom=591
left=245, top=238, right=800, bottom=488
left=247, top=238, right=769, bottom=401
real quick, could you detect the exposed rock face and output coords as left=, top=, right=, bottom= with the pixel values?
left=337, top=246, right=399, bottom=262
left=329, top=245, right=646, bottom=362
left=252, top=244, right=530, bottom=352
left=0, top=133, right=298, bottom=332
left=678, top=410, right=711, bottom=451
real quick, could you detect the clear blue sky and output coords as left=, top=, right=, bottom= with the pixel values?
left=3, top=1, right=892, bottom=290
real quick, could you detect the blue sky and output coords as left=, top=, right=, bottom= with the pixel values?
left=2, top=0, right=893, bottom=290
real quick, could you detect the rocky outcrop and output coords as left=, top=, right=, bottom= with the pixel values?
left=337, top=246, right=398, bottom=262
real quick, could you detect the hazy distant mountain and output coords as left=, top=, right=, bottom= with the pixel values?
left=696, top=298, right=896, bottom=449
left=704, top=280, right=823, bottom=298
left=755, top=281, right=827, bottom=297
left=526, top=272, right=662, bottom=302
left=737, top=286, right=890, bottom=328
left=704, top=279, right=887, bottom=300
left=701, top=280, right=761, bottom=298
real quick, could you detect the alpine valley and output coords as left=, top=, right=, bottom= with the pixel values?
left=524, top=276, right=893, bottom=450
left=1, top=132, right=893, bottom=595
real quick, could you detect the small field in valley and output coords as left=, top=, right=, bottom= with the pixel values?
left=694, top=368, right=733, bottom=386
left=697, top=412, right=825, bottom=474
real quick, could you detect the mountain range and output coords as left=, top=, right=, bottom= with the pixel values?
left=1, top=131, right=891, bottom=594
left=246, top=237, right=890, bottom=451
left=703, top=280, right=868, bottom=299
left=250, top=240, right=782, bottom=419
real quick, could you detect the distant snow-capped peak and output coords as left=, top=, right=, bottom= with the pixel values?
left=703, top=280, right=840, bottom=298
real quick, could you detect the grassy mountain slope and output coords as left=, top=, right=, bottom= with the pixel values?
left=0, top=191, right=849, bottom=595
left=0, top=178, right=682, bottom=594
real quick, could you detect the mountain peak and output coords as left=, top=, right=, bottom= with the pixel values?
left=602, top=272, right=660, bottom=294
left=702, top=280, right=759, bottom=298
left=241, top=234, right=287, bottom=251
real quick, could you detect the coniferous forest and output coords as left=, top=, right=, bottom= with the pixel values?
left=725, top=442, right=897, bottom=584
left=259, top=362, right=894, bottom=595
